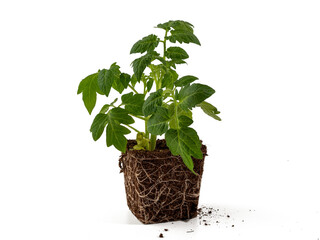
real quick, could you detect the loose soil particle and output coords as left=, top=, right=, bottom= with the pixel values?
left=196, top=205, right=256, bottom=229
left=197, top=205, right=235, bottom=227
left=153, top=205, right=254, bottom=236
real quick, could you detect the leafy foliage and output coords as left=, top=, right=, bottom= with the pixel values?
left=168, top=103, right=193, bottom=129
left=130, top=34, right=160, bottom=54
left=132, top=51, right=159, bottom=81
left=98, top=63, right=121, bottom=96
left=78, top=20, right=221, bottom=172
left=168, top=30, right=201, bottom=45
left=174, top=75, right=198, bottom=87
left=121, top=92, right=144, bottom=116
left=165, top=127, right=203, bottom=173
left=162, top=69, right=178, bottom=89
left=147, top=107, right=170, bottom=135
left=77, top=73, right=102, bottom=114
left=142, top=89, right=163, bottom=116
left=106, top=120, right=130, bottom=152
left=156, top=20, right=194, bottom=33
left=178, top=83, right=215, bottom=110
left=197, top=101, right=221, bottom=121
left=166, top=47, right=189, bottom=60
left=106, top=108, right=134, bottom=152
left=90, top=113, right=109, bottom=141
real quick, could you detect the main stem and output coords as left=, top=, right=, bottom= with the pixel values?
left=173, top=90, right=179, bottom=128
left=145, top=118, right=150, bottom=150
left=146, top=30, right=169, bottom=151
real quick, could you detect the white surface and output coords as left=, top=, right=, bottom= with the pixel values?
left=1, top=0, right=320, bottom=239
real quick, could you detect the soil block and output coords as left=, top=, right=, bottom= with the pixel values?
left=119, top=139, right=207, bottom=224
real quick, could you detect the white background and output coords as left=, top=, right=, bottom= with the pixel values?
left=1, top=0, right=320, bottom=239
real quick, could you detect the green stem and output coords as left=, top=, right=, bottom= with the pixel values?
left=145, top=118, right=151, bottom=150
left=147, top=30, right=169, bottom=151
left=125, top=124, right=140, bottom=133
left=128, top=83, right=139, bottom=94
left=150, top=134, right=157, bottom=151
left=163, top=30, right=168, bottom=60
left=129, top=114, right=145, bottom=121
left=173, top=93, right=179, bottom=128
left=143, top=79, right=147, bottom=95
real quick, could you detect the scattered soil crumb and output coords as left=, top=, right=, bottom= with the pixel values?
left=159, top=233, right=163, bottom=238
left=197, top=205, right=244, bottom=227
left=164, top=229, right=168, bottom=232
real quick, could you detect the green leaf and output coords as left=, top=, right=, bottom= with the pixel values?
left=167, top=59, right=187, bottom=69
left=121, top=92, right=145, bottom=116
left=178, top=83, right=215, bottom=110
left=106, top=119, right=130, bottom=152
left=168, top=102, right=193, bottom=117
left=168, top=103, right=193, bottom=129
left=130, top=74, right=138, bottom=87
left=107, top=107, right=134, bottom=124
left=147, top=107, right=170, bottom=135
left=168, top=30, right=201, bottom=45
left=197, top=101, right=221, bottom=121
left=165, top=127, right=203, bottom=173
left=174, top=75, right=198, bottom=87
left=162, top=68, right=178, bottom=89
left=156, top=20, right=194, bottom=33
left=120, top=73, right=131, bottom=89
left=170, top=20, right=194, bottom=33
left=98, top=63, right=121, bottom=96
left=77, top=72, right=102, bottom=114
left=146, top=78, right=153, bottom=92
left=178, top=115, right=193, bottom=127
left=112, top=80, right=125, bottom=94
left=90, top=113, right=109, bottom=141
left=110, top=98, right=118, bottom=105
left=166, top=47, right=189, bottom=60
left=130, top=34, right=160, bottom=54
left=156, top=21, right=173, bottom=31
left=142, top=89, right=163, bottom=116
left=112, top=72, right=130, bottom=94
left=105, top=107, right=134, bottom=152
left=99, top=98, right=118, bottom=113
left=180, top=152, right=195, bottom=173
left=132, top=51, right=159, bottom=81
left=99, top=104, right=111, bottom=113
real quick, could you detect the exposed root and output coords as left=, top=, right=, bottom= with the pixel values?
left=119, top=140, right=207, bottom=224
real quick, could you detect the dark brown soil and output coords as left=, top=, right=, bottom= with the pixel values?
left=119, top=139, right=207, bottom=224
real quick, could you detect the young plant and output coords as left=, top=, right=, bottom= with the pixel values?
left=77, top=20, right=221, bottom=173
